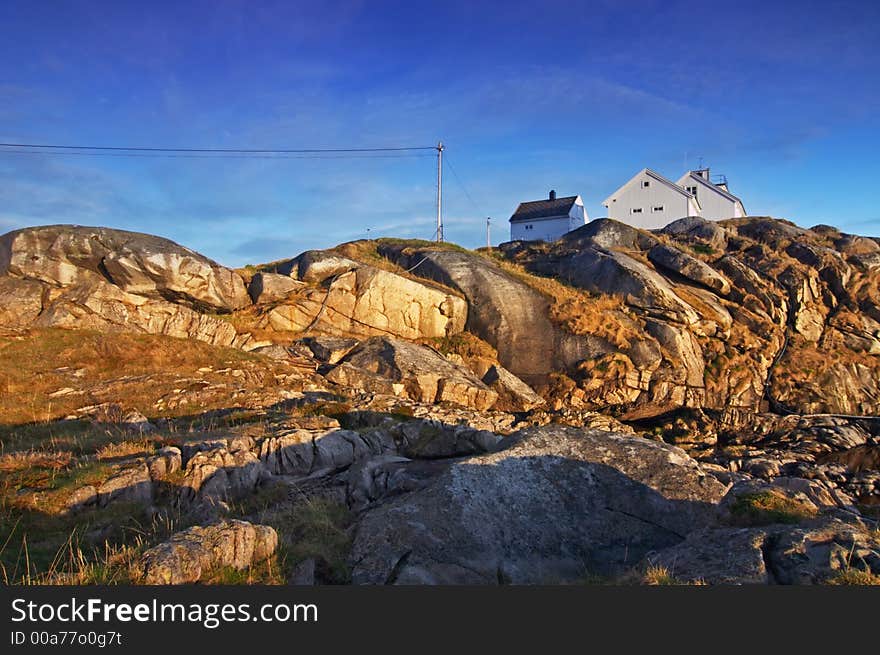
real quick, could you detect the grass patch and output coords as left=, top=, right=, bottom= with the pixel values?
left=483, top=254, right=640, bottom=349
left=420, top=333, right=498, bottom=361
left=727, top=491, right=817, bottom=526
left=257, top=496, right=353, bottom=584
left=826, top=567, right=880, bottom=586
left=96, top=439, right=156, bottom=461
left=0, top=501, right=163, bottom=584
left=0, top=328, right=268, bottom=427
left=288, top=400, right=352, bottom=421
left=689, top=243, right=715, bottom=256
left=642, top=565, right=683, bottom=586
left=0, top=450, right=73, bottom=472
left=202, top=553, right=287, bottom=585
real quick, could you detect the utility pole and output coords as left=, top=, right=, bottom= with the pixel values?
left=486, top=217, right=491, bottom=250
left=436, top=141, right=444, bottom=242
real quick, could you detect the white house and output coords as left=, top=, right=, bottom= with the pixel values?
left=602, top=168, right=701, bottom=230
left=509, top=190, right=588, bottom=242
left=676, top=169, right=746, bottom=220
left=603, top=167, right=746, bottom=229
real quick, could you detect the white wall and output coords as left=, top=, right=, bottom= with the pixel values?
left=678, top=174, right=739, bottom=221
left=604, top=172, right=694, bottom=229
left=510, top=216, right=572, bottom=242
left=568, top=197, right=588, bottom=232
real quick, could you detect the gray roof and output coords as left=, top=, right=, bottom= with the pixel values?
left=510, top=195, right=578, bottom=223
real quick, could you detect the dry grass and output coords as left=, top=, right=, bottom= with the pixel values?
left=0, top=507, right=187, bottom=585
left=0, top=450, right=73, bottom=472
left=642, top=565, right=682, bottom=585
left=727, top=490, right=817, bottom=526
left=827, top=567, right=880, bottom=586
left=251, top=495, right=354, bottom=584
left=483, top=253, right=640, bottom=349
left=214, top=302, right=308, bottom=344
left=615, top=564, right=706, bottom=586
left=0, top=328, right=285, bottom=427
left=95, top=439, right=156, bottom=461
left=420, top=333, right=498, bottom=361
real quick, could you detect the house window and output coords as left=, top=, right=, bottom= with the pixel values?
left=686, top=186, right=697, bottom=196
left=652, top=205, right=664, bottom=212
left=642, top=181, right=650, bottom=188
left=631, top=208, right=643, bottom=214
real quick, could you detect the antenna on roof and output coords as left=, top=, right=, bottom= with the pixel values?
left=697, top=156, right=704, bottom=170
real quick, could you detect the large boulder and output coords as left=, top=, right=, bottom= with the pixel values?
left=326, top=337, right=498, bottom=410
left=0, top=276, right=45, bottom=328
left=263, top=252, right=467, bottom=340
left=647, top=243, right=731, bottom=295
left=32, top=274, right=242, bottom=347
left=259, top=427, right=396, bottom=477
left=96, top=464, right=153, bottom=507
left=660, top=216, right=729, bottom=251
left=481, top=364, right=545, bottom=411
left=644, top=516, right=880, bottom=585
left=0, top=225, right=250, bottom=312
left=542, top=246, right=701, bottom=325
left=377, top=246, right=597, bottom=386
left=136, top=520, right=278, bottom=584
left=180, top=446, right=263, bottom=501
left=560, top=218, right=656, bottom=251
left=247, top=271, right=303, bottom=304
left=350, top=425, right=727, bottom=584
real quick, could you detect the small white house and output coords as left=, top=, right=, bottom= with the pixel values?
left=509, top=190, right=588, bottom=242
left=602, top=168, right=701, bottom=230
left=676, top=169, right=746, bottom=220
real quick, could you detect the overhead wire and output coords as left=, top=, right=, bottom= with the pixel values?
left=444, top=153, right=486, bottom=218
left=0, top=142, right=436, bottom=154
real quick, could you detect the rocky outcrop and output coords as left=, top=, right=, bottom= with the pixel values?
left=96, top=464, right=153, bottom=507
left=350, top=425, right=727, bottom=584
left=0, top=225, right=249, bottom=312
left=660, top=216, right=729, bottom=251
left=180, top=445, right=263, bottom=501
left=481, top=364, right=545, bottom=411
left=30, top=274, right=241, bottom=346
left=561, top=218, right=657, bottom=251
left=247, top=272, right=303, bottom=304
left=262, top=251, right=467, bottom=340
left=0, top=226, right=248, bottom=346
left=136, top=520, right=278, bottom=584
left=0, top=276, right=44, bottom=328
left=326, top=337, right=498, bottom=410
left=644, top=515, right=880, bottom=585
left=544, top=245, right=702, bottom=325
left=377, top=246, right=598, bottom=386
left=647, top=243, right=731, bottom=295
left=302, top=336, right=358, bottom=364
left=259, top=427, right=396, bottom=477
left=490, top=216, right=880, bottom=417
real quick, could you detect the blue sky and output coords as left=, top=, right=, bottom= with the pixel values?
left=1, top=0, right=878, bottom=266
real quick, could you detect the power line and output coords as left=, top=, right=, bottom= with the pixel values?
left=0, top=148, right=435, bottom=161
left=0, top=142, right=436, bottom=154
left=444, top=154, right=485, bottom=217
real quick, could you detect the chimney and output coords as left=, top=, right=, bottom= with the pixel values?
left=696, top=168, right=710, bottom=180
left=549, top=189, right=556, bottom=201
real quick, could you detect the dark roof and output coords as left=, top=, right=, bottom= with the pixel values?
left=509, top=195, right=578, bottom=222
